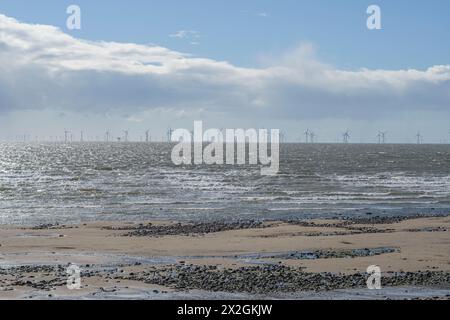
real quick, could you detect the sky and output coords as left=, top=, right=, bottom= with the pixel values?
left=0, top=0, right=449, bottom=143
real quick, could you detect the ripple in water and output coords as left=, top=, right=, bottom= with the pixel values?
left=0, top=142, right=449, bottom=224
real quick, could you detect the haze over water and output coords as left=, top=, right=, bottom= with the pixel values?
left=1, top=142, right=449, bottom=225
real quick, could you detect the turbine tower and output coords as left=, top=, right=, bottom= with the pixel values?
left=145, top=130, right=150, bottom=142
left=416, top=132, right=422, bottom=144
left=343, top=130, right=350, bottom=144
left=304, top=129, right=311, bottom=143
left=377, top=131, right=387, bottom=144
left=123, top=130, right=129, bottom=142
left=167, top=128, right=173, bottom=142
left=280, top=130, right=286, bottom=143
left=64, top=130, right=70, bottom=143
left=309, top=131, right=316, bottom=144
left=105, top=131, right=110, bottom=142
left=80, top=131, right=84, bottom=142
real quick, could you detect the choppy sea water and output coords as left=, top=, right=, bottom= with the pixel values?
left=0, top=142, right=449, bottom=224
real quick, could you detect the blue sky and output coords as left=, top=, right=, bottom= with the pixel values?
left=1, top=0, right=449, bottom=69
left=0, top=1, right=449, bottom=142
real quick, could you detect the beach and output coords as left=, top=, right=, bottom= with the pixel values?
left=1, top=214, right=449, bottom=300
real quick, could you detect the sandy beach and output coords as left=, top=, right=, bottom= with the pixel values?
left=0, top=214, right=449, bottom=300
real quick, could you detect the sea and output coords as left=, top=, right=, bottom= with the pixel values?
left=1, top=142, right=449, bottom=225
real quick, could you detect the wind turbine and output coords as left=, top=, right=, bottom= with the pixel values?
left=80, top=131, right=84, bottom=142
left=64, top=130, right=70, bottom=143
left=416, top=132, right=422, bottom=144
left=279, top=130, right=285, bottom=143
left=145, top=130, right=150, bottom=142
left=304, top=129, right=310, bottom=143
left=377, top=131, right=387, bottom=144
left=123, top=130, right=129, bottom=142
left=105, top=131, right=110, bottom=142
left=167, top=128, right=173, bottom=142
left=343, top=130, right=350, bottom=144
left=309, top=131, right=316, bottom=144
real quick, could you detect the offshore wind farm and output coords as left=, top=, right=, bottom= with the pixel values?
left=2, top=129, right=450, bottom=144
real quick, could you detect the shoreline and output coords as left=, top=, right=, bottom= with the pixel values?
left=1, top=214, right=449, bottom=300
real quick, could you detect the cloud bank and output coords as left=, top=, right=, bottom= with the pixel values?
left=1, top=14, right=449, bottom=121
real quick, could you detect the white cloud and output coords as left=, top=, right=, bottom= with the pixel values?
left=1, top=13, right=449, bottom=123
left=169, top=30, right=199, bottom=39
left=169, top=30, right=200, bottom=46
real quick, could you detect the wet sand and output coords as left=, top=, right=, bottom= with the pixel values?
left=0, top=215, right=449, bottom=300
